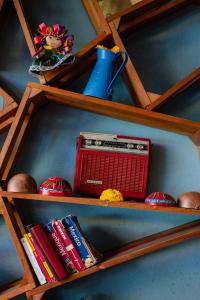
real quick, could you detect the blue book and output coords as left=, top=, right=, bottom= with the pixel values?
left=62, top=215, right=102, bottom=268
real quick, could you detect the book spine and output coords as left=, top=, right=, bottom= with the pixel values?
left=74, top=217, right=103, bottom=261
left=28, top=224, right=67, bottom=280
left=53, top=220, right=85, bottom=272
left=27, top=233, right=56, bottom=283
left=62, top=215, right=99, bottom=268
left=21, top=237, right=46, bottom=285
left=44, top=222, right=77, bottom=274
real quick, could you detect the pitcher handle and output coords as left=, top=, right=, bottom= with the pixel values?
left=107, top=51, right=128, bottom=97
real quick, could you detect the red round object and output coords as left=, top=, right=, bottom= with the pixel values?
left=145, top=192, right=177, bottom=207
left=39, top=177, right=72, bottom=196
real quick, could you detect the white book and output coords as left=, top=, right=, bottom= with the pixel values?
left=21, top=237, right=47, bottom=285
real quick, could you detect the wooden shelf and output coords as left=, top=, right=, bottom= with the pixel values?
left=26, top=219, right=200, bottom=297
left=29, top=82, right=200, bottom=137
left=2, top=191, right=200, bottom=216
left=1, top=1, right=200, bottom=299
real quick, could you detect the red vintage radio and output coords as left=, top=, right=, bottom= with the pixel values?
left=74, top=132, right=151, bottom=200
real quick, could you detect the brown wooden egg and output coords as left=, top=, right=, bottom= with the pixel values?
left=178, top=192, right=200, bottom=209
left=7, top=173, right=37, bottom=193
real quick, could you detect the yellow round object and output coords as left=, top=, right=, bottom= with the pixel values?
left=100, top=189, right=124, bottom=202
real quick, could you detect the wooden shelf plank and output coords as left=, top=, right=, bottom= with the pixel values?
left=118, top=0, right=192, bottom=34
left=0, top=0, right=4, bottom=10
left=0, top=87, right=32, bottom=177
left=1, top=103, right=35, bottom=181
left=100, top=219, right=200, bottom=269
left=147, top=67, right=200, bottom=111
left=109, top=21, right=151, bottom=107
left=2, top=191, right=200, bottom=216
left=28, top=82, right=200, bottom=136
left=107, top=0, right=170, bottom=22
left=82, top=0, right=110, bottom=34
left=27, top=219, right=200, bottom=296
left=0, top=116, right=14, bottom=134
left=0, top=280, right=35, bottom=300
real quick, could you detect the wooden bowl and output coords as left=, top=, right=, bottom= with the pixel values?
left=178, top=192, right=200, bottom=209
left=7, top=173, right=37, bottom=193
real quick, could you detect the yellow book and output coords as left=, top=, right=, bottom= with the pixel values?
left=24, top=233, right=55, bottom=280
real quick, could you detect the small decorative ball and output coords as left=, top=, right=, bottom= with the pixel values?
left=7, top=173, right=37, bottom=193
left=39, top=176, right=72, bottom=196
left=145, top=192, right=177, bottom=207
left=178, top=192, right=200, bottom=209
left=100, top=189, right=124, bottom=202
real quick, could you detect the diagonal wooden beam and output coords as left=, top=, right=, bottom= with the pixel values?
left=109, top=21, right=152, bottom=107
left=0, top=88, right=18, bottom=123
left=82, top=0, right=110, bottom=34
left=100, top=219, right=200, bottom=269
left=0, top=87, right=32, bottom=176
left=146, top=67, right=200, bottom=110
left=107, top=0, right=171, bottom=23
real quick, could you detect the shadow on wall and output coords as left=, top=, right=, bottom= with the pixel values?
left=147, top=143, right=167, bottom=194
left=89, top=226, right=125, bottom=253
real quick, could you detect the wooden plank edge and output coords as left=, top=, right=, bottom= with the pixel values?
left=100, top=219, right=200, bottom=269
left=13, top=0, right=35, bottom=55
left=82, top=0, right=110, bottom=34
left=2, top=103, right=35, bottom=181
left=147, top=67, right=200, bottom=111
left=104, top=219, right=200, bottom=257
left=25, top=81, right=200, bottom=136
left=0, top=87, right=15, bottom=106
left=0, top=280, right=35, bottom=300
left=2, top=191, right=200, bottom=216
left=119, top=0, right=192, bottom=34
left=0, top=102, right=18, bottom=123
left=107, top=0, right=170, bottom=22
left=47, top=94, right=200, bottom=135
left=0, top=116, right=14, bottom=134
left=0, top=87, right=32, bottom=175
left=109, top=21, right=151, bottom=107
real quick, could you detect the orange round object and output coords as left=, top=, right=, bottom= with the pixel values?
left=7, top=173, right=37, bottom=193
left=178, top=192, right=200, bottom=209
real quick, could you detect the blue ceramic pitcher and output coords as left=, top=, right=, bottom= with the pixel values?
left=83, top=46, right=128, bottom=100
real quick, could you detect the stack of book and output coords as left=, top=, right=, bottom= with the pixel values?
left=21, top=215, right=103, bottom=285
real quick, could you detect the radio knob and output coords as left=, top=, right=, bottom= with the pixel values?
left=85, top=139, right=92, bottom=145
left=95, top=140, right=102, bottom=146
left=137, top=144, right=144, bottom=150
left=127, top=143, right=134, bottom=149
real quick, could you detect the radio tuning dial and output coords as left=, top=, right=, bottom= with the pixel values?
left=95, top=140, right=102, bottom=146
left=127, top=143, right=134, bottom=149
left=85, top=139, right=92, bottom=145
left=137, top=144, right=144, bottom=150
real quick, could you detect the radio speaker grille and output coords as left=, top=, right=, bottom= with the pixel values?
left=77, top=152, right=148, bottom=198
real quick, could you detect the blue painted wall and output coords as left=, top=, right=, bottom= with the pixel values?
left=0, top=1, right=200, bottom=300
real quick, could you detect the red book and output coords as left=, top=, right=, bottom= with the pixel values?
left=28, top=233, right=56, bottom=283
left=44, top=222, right=77, bottom=274
left=53, top=220, right=85, bottom=272
left=28, top=224, right=67, bottom=280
